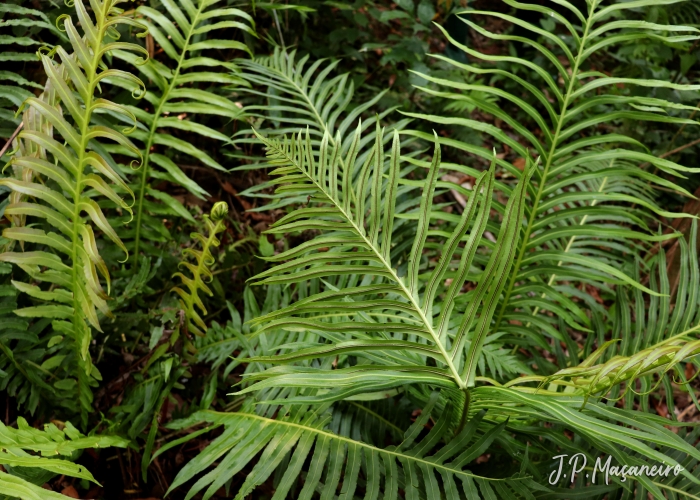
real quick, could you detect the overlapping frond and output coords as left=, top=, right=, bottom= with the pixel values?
left=166, top=394, right=536, bottom=500
left=471, top=386, right=700, bottom=496
left=110, top=0, right=255, bottom=259
left=532, top=221, right=700, bottom=405
left=237, top=47, right=405, bottom=143
left=404, top=0, right=700, bottom=355
left=0, top=0, right=146, bottom=426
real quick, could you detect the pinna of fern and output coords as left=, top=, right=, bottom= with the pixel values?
left=0, top=0, right=147, bottom=426
left=109, top=0, right=255, bottom=262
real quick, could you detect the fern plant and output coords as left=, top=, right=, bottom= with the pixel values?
left=244, top=126, right=533, bottom=395
left=110, top=0, right=254, bottom=261
left=165, top=125, right=540, bottom=498
left=164, top=1, right=700, bottom=492
left=0, top=0, right=146, bottom=426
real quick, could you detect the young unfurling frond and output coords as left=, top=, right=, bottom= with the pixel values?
left=172, top=202, right=228, bottom=342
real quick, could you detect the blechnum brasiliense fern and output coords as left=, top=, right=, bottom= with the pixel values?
left=165, top=1, right=700, bottom=498
left=168, top=123, right=700, bottom=499
left=110, top=0, right=254, bottom=261
left=0, top=0, right=146, bottom=427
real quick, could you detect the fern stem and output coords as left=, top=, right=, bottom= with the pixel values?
left=493, top=1, right=597, bottom=333
left=0, top=122, right=23, bottom=158
left=133, top=1, right=206, bottom=262
left=455, top=388, right=471, bottom=435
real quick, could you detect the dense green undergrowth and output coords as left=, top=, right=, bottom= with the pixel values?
left=0, top=0, right=700, bottom=499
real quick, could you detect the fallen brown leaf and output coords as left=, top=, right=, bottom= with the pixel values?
left=61, top=485, right=80, bottom=499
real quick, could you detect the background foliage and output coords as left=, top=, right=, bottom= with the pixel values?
left=0, top=0, right=699, bottom=499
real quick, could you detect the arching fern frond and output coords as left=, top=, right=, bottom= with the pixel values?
left=0, top=0, right=147, bottom=427
left=235, top=48, right=413, bottom=213
left=238, top=124, right=533, bottom=402
left=111, top=0, right=255, bottom=261
left=404, top=0, right=700, bottom=359
left=238, top=47, right=404, bottom=142
left=535, top=220, right=700, bottom=406
left=166, top=394, right=535, bottom=500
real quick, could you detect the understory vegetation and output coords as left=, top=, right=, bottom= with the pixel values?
left=1, top=0, right=700, bottom=499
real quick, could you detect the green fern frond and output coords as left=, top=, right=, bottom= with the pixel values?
left=110, top=0, right=255, bottom=260
left=535, top=220, right=700, bottom=404
left=471, top=386, right=700, bottom=493
left=238, top=124, right=533, bottom=401
left=173, top=201, right=228, bottom=341
left=237, top=47, right=406, bottom=143
left=0, top=0, right=147, bottom=427
left=403, top=0, right=700, bottom=359
left=167, top=394, right=534, bottom=500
